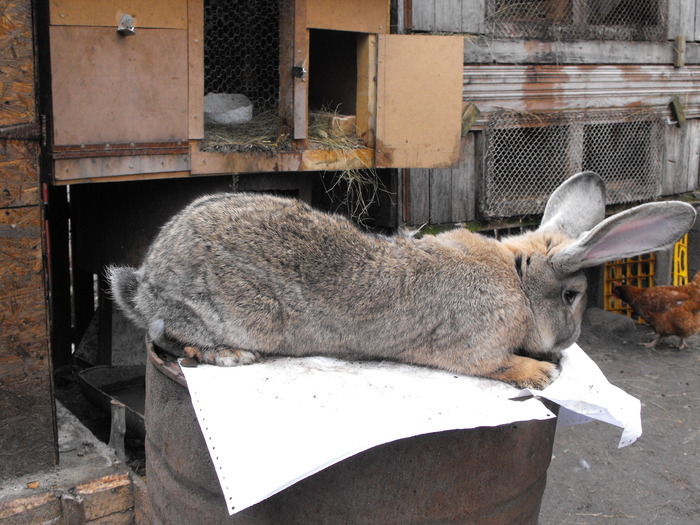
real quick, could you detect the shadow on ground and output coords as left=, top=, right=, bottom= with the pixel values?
left=540, top=308, right=700, bottom=524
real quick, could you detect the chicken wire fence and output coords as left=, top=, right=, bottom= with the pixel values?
left=205, top=0, right=281, bottom=112
left=487, top=0, right=668, bottom=41
left=203, top=0, right=293, bottom=151
left=481, top=108, right=664, bottom=218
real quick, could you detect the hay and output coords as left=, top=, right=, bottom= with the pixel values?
left=201, top=109, right=289, bottom=153
left=200, top=106, right=384, bottom=225
left=201, top=107, right=366, bottom=153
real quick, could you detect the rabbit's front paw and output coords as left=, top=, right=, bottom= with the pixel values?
left=520, top=360, right=560, bottom=390
left=202, top=348, right=259, bottom=367
left=487, top=355, right=560, bottom=389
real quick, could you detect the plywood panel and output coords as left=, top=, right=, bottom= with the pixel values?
left=0, top=1, right=36, bottom=127
left=0, top=205, right=55, bottom=478
left=50, top=0, right=187, bottom=29
left=307, top=0, right=389, bottom=33
left=0, top=140, right=39, bottom=208
left=376, top=34, right=463, bottom=168
left=50, top=26, right=188, bottom=146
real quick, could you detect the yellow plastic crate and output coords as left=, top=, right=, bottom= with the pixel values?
left=673, top=233, right=689, bottom=286
left=604, top=234, right=689, bottom=321
left=604, top=253, right=655, bottom=321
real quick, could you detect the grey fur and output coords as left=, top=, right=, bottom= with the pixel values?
left=108, top=172, right=696, bottom=388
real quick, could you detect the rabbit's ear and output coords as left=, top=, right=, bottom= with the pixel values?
left=539, top=171, right=607, bottom=238
left=551, top=201, right=697, bottom=274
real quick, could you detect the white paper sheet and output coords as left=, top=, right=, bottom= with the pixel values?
left=180, top=343, right=641, bottom=515
left=533, top=344, right=643, bottom=448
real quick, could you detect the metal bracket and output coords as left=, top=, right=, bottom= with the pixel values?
left=670, top=96, right=686, bottom=128
left=117, top=14, right=135, bottom=36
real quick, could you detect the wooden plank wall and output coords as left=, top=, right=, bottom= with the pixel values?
left=0, top=1, right=57, bottom=478
left=411, top=0, right=700, bottom=40
left=401, top=0, right=700, bottom=226
left=405, top=134, right=477, bottom=225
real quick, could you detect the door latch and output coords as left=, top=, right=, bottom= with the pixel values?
left=291, top=65, right=307, bottom=81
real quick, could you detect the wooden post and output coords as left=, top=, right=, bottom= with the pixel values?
left=109, top=400, right=127, bottom=463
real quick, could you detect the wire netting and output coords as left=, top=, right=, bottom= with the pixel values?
left=202, top=0, right=294, bottom=151
left=487, top=0, right=668, bottom=41
left=205, top=0, right=281, bottom=111
left=481, top=108, right=664, bottom=218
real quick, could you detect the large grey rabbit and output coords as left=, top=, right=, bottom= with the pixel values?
left=109, top=172, right=695, bottom=389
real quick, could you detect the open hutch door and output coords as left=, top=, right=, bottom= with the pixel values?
left=374, top=34, right=464, bottom=168
left=306, top=0, right=464, bottom=170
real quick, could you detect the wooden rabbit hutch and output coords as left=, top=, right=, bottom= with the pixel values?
left=46, top=0, right=463, bottom=184
left=3, top=0, right=700, bottom=521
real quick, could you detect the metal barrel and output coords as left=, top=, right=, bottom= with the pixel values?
left=145, top=342, right=557, bottom=524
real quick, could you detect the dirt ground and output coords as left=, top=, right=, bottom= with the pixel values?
left=539, top=308, right=700, bottom=524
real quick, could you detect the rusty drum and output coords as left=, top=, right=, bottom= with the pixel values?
left=145, top=342, right=557, bottom=524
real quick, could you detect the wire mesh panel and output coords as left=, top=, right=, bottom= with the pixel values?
left=481, top=108, right=664, bottom=218
left=203, top=0, right=293, bottom=152
left=205, top=0, right=280, bottom=111
left=486, top=0, right=668, bottom=41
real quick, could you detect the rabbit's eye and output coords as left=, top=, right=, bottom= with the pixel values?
left=563, top=290, right=580, bottom=306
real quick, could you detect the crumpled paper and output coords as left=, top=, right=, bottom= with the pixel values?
left=179, top=343, right=641, bottom=515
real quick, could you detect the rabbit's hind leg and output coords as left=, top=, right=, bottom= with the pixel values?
left=201, top=348, right=260, bottom=367
left=181, top=346, right=259, bottom=367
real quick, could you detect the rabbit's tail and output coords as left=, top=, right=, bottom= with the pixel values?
left=106, top=265, right=143, bottom=325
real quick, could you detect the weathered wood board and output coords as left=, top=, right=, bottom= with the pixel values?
left=0, top=473, right=136, bottom=525
left=412, top=0, right=485, bottom=34
left=662, top=118, right=700, bottom=194
left=404, top=134, right=477, bottom=225
left=462, top=64, right=700, bottom=123
left=54, top=154, right=190, bottom=182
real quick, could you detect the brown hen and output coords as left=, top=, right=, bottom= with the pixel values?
left=612, top=272, right=700, bottom=349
